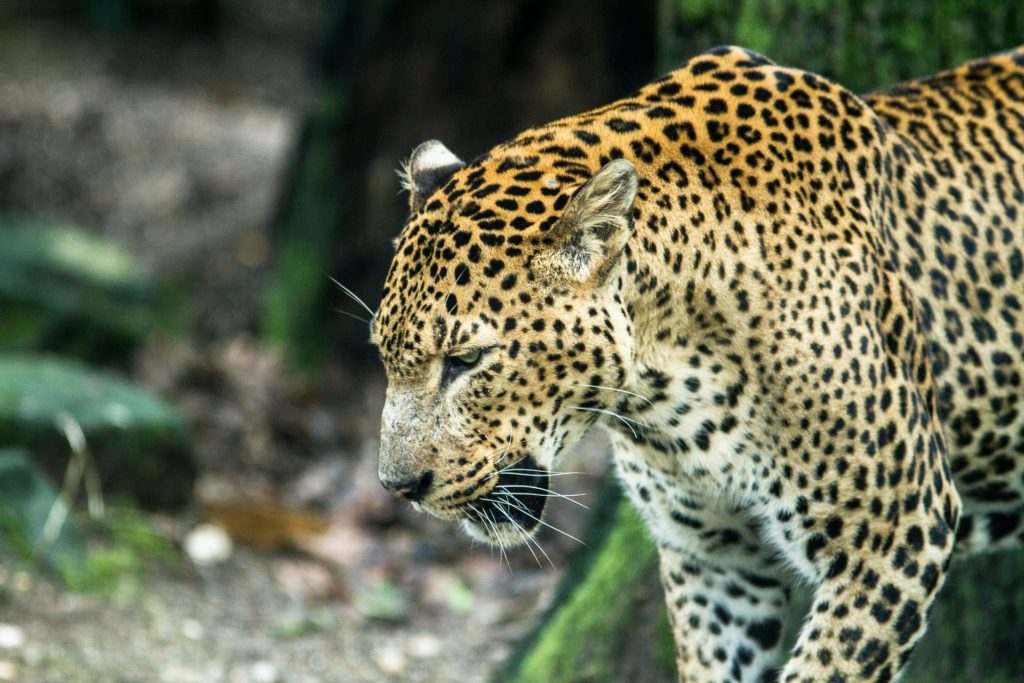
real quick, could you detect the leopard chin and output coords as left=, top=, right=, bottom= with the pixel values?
left=459, top=455, right=549, bottom=547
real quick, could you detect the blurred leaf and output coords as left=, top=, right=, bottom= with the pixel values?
left=444, top=577, right=476, bottom=615
left=200, top=499, right=331, bottom=550
left=0, top=447, right=86, bottom=575
left=659, top=0, right=1024, bottom=93
left=0, top=222, right=155, bottom=361
left=354, top=581, right=409, bottom=622
left=0, top=356, right=194, bottom=508
left=272, top=607, right=339, bottom=639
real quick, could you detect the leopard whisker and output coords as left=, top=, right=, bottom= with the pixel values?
left=496, top=484, right=589, bottom=508
left=487, top=494, right=586, bottom=547
left=573, top=405, right=650, bottom=439
left=499, top=468, right=583, bottom=478
left=477, top=506, right=511, bottom=572
left=329, top=277, right=377, bottom=321
left=575, top=382, right=655, bottom=407
left=444, top=266, right=468, bottom=315
left=492, top=501, right=544, bottom=568
left=330, top=307, right=373, bottom=327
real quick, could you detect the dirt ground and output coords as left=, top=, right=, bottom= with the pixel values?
left=0, top=7, right=610, bottom=682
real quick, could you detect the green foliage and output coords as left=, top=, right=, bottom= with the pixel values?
left=61, top=506, right=178, bottom=593
left=0, top=222, right=155, bottom=362
left=660, top=0, right=1024, bottom=92
left=903, top=550, right=1024, bottom=683
left=263, top=90, right=348, bottom=371
left=0, top=445, right=177, bottom=592
left=0, top=356, right=194, bottom=507
left=0, top=447, right=86, bottom=577
left=353, top=580, right=410, bottom=622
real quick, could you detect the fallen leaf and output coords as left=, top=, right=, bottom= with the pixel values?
left=199, top=499, right=330, bottom=550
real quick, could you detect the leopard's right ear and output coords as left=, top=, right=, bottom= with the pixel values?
left=400, top=140, right=465, bottom=213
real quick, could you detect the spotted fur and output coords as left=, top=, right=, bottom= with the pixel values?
left=372, top=46, right=1024, bottom=682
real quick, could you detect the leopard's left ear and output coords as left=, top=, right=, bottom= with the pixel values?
left=401, top=140, right=465, bottom=213
left=538, top=158, right=637, bottom=284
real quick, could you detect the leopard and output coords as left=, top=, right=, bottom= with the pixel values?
left=370, top=45, right=1024, bottom=682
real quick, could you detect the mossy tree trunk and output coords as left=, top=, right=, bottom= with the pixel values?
left=492, top=477, right=676, bottom=683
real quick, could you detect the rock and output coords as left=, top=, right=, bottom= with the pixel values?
left=373, top=642, right=407, bottom=676
left=0, top=356, right=194, bottom=508
left=183, top=524, right=233, bottom=566
left=248, top=660, right=279, bottom=683
left=180, top=619, right=205, bottom=642
left=270, top=558, right=338, bottom=602
left=0, top=224, right=154, bottom=362
left=407, top=633, right=442, bottom=659
left=0, top=624, right=25, bottom=650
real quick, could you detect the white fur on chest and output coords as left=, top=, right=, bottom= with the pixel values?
left=605, top=361, right=821, bottom=581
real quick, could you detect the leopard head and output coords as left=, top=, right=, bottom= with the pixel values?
left=372, top=139, right=638, bottom=546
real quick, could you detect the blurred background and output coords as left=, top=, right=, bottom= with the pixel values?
left=0, top=1, right=1022, bottom=682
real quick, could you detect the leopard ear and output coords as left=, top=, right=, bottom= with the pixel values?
left=538, top=159, right=638, bottom=284
left=401, top=140, right=465, bottom=213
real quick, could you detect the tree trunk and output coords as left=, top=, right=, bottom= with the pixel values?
left=492, top=476, right=676, bottom=683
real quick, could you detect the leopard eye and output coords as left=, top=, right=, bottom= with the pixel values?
left=454, top=349, right=482, bottom=366
left=441, top=348, right=485, bottom=387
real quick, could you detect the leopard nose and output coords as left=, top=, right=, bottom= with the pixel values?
left=381, top=470, right=434, bottom=502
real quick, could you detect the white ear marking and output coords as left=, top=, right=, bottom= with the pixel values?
left=401, top=140, right=465, bottom=213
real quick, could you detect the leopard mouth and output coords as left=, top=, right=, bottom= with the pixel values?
left=465, top=455, right=549, bottom=540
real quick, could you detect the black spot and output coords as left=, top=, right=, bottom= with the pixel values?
left=894, top=600, right=921, bottom=645
left=870, top=601, right=892, bottom=624
left=825, top=516, right=844, bottom=538
left=826, top=551, right=849, bottom=579
left=483, top=259, right=505, bottom=277
left=745, top=618, right=782, bottom=650
left=607, top=118, right=640, bottom=133
left=806, top=533, right=828, bottom=562
left=705, top=98, right=728, bottom=114
left=905, top=526, right=923, bottom=552
left=987, top=512, right=1020, bottom=542
left=690, top=59, right=717, bottom=75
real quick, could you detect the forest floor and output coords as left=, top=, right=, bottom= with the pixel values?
left=0, top=6, right=608, bottom=682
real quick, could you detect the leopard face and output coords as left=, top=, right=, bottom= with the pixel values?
left=372, top=142, right=638, bottom=544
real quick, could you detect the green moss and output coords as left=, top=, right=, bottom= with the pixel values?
left=660, top=0, right=1024, bottom=93
left=506, top=501, right=659, bottom=682
left=59, top=506, right=177, bottom=594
